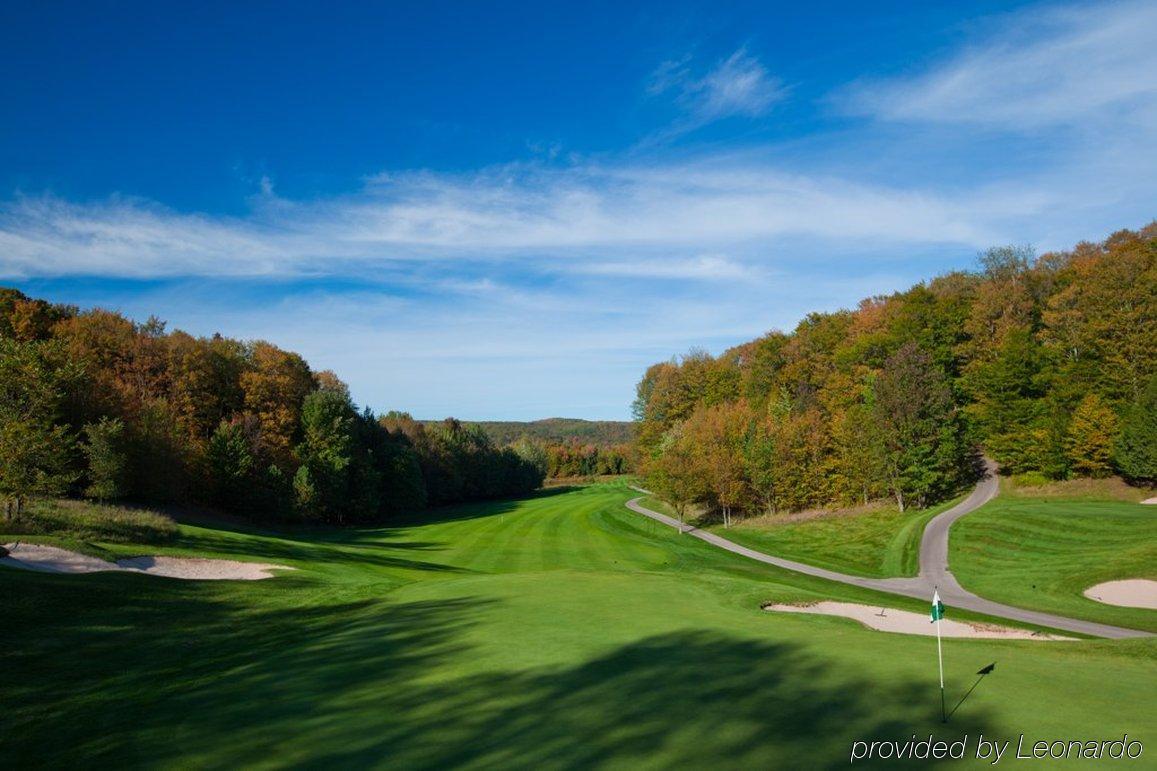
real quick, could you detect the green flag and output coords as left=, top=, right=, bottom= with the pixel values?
left=931, top=590, right=945, bottom=622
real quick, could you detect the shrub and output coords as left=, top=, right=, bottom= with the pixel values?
left=1010, top=471, right=1049, bottom=488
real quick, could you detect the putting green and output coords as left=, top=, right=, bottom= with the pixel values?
left=1, top=482, right=1153, bottom=768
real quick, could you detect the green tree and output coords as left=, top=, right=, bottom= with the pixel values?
left=127, top=398, right=190, bottom=503
left=1115, top=375, right=1157, bottom=483
left=872, top=343, right=967, bottom=510
left=82, top=416, right=128, bottom=501
left=207, top=418, right=256, bottom=506
left=0, top=339, right=76, bottom=519
left=294, top=389, right=357, bottom=522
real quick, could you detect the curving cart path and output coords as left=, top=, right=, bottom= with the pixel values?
left=625, top=462, right=1151, bottom=639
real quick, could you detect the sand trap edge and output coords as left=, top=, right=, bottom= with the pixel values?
left=1, top=543, right=294, bottom=581
left=762, top=600, right=1073, bottom=640
left=1083, top=579, right=1157, bottom=611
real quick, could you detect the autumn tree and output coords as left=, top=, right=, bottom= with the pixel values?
left=831, top=401, right=886, bottom=506
left=646, top=422, right=708, bottom=528
left=168, top=332, right=245, bottom=441
left=241, top=342, right=314, bottom=468
left=1042, top=229, right=1156, bottom=404
left=683, top=401, right=748, bottom=527
left=1064, top=394, right=1118, bottom=478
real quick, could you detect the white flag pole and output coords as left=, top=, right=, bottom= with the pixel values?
left=935, top=589, right=946, bottom=722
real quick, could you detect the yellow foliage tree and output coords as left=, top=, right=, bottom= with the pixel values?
left=1064, top=394, right=1118, bottom=478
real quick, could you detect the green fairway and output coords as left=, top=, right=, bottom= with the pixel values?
left=699, top=497, right=961, bottom=578
left=950, top=493, right=1157, bottom=634
left=2, top=482, right=1154, bottom=768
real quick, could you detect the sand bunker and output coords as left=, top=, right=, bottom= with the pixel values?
left=1083, top=579, right=1157, bottom=610
left=1141, top=497, right=1157, bottom=505
left=763, top=601, right=1072, bottom=640
left=1, top=543, right=292, bottom=580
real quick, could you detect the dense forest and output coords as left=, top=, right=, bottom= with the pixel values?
left=633, top=225, right=1157, bottom=524
left=0, top=292, right=545, bottom=524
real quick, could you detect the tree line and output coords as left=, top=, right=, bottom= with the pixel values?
left=634, top=225, right=1157, bottom=524
left=418, top=420, right=636, bottom=479
left=0, top=292, right=545, bottom=523
left=438, top=418, right=635, bottom=447
left=539, top=440, right=633, bottom=478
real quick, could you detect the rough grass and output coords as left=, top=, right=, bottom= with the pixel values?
left=677, top=497, right=958, bottom=578
left=1, top=481, right=1153, bottom=768
left=951, top=494, right=1157, bottom=633
left=4, top=498, right=178, bottom=546
left=1002, top=474, right=1154, bottom=502
left=543, top=473, right=627, bottom=487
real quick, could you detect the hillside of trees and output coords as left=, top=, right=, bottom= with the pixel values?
left=445, top=418, right=635, bottom=447
left=421, top=418, right=635, bottom=479
left=633, top=225, right=1157, bottom=524
left=0, top=291, right=545, bottom=524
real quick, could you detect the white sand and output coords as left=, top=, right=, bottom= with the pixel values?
left=1141, top=497, right=1157, bottom=505
left=1, top=543, right=292, bottom=580
left=1083, top=579, right=1157, bottom=610
left=763, top=601, right=1072, bottom=640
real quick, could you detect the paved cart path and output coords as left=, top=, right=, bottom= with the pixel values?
left=625, top=467, right=1151, bottom=639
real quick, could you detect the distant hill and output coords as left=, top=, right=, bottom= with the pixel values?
left=423, top=418, right=635, bottom=447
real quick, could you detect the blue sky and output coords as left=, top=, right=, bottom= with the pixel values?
left=2, top=0, right=1155, bottom=419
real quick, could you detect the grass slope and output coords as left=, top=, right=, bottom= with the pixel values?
left=2, top=482, right=1154, bottom=768
left=951, top=492, right=1157, bottom=634
left=700, top=497, right=962, bottom=578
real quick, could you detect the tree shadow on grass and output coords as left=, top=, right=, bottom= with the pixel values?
left=1, top=568, right=996, bottom=769
left=165, top=527, right=470, bottom=575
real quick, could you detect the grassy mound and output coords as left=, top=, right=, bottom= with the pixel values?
left=3, top=498, right=178, bottom=546
left=636, top=492, right=961, bottom=578
left=1002, top=474, right=1154, bottom=503
left=1, top=481, right=1152, bottom=767
left=951, top=494, right=1157, bottom=633
left=699, top=497, right=962, bottom=578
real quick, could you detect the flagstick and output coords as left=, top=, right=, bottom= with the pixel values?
left=936, top=595, right=946, bottom=723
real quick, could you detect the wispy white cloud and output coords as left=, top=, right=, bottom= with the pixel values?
left=838, top=0, right=1157, bottom=129
left=0, top=158, right=1034, bottom=280
left=650, top=48, right=785, bottom=129
left=575, top=254, right=760, bottom=280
